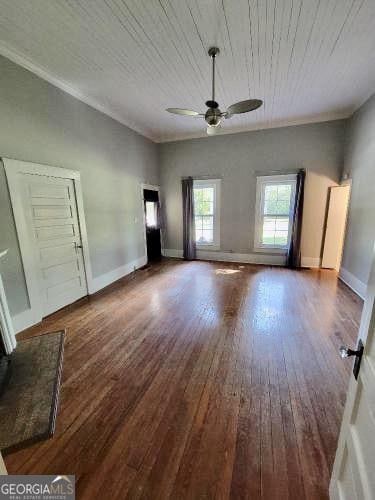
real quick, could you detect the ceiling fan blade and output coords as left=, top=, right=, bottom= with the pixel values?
left=166, top=108, right=202, bottom=116
left=226, top=99, right=263, bottom=118
left=207, top=124, right=221, bottom=136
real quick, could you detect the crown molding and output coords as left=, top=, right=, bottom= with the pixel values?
left=155, top=110, right=352, bottom=143
left=0, top=41, right=157, bottom=143
left=0, top=41, right=356, bottom=146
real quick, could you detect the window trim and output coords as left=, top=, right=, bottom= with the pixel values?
left=193, top=178, right=221, bottom=250
left=253, top=174, right=297, bottom=253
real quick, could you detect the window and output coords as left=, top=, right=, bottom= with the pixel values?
left=145, top=201, right=157, bottom=228
left=254, top=174, right=297, bottom=252
left=193, top=179, right=221, bottom=248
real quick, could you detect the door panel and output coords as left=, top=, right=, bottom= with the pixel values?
left=337, top=447, right=357, bottom=500
left=330, top=258, right=375, bottom=499
left=43, top=260, right=80, bottom=287
left=21, top=174, right=88, bottom=317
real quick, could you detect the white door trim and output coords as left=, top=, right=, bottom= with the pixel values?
left=0, top=249, right=17, bottom=353
left=329, top=242, right=375, bottom=498
left=140, top=183, right=162, bottom=260
left=3, top=157, right=93, bottom=325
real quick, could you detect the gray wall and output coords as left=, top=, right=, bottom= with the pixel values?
left=341, top=94, right=375, bottom=286
left=0, top=55, right=159, bottom=316
left=160, top=121, right=346, bottom=261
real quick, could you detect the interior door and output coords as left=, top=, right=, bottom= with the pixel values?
left=322, top=185, right=351, bottom=270
left=330, top=253, right=375, bottom=499
left=21, top=174, right=88, bottom=317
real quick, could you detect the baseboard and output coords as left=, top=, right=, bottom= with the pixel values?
left=339, top=267, right=367, bottom=299
left=12, top=255, right=148, bottom=334
left=12, top=308, right=37, bottom=334
left=301, top=257, right=321, bottom=268
left=163, top=249, right=286, bottom=266
left=90, top=255, right=147, bottom=293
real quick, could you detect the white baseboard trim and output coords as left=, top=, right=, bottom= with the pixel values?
left=12, top=308, right=37, bottom=334
left=91, top=255, right=147, bottom=294
left=339, top=267, right=367, bottom=299
left=301, top=257, right=321, bottom=268
left=163, top=249, right=286, bottom=266
left=12, top=255, right=148, bottom=334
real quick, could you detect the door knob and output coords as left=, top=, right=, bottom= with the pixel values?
left=76, top=244, right=83, bottom=249
left=339, top=346, right=361, bottom=358
left=339, top=339, right=364, bottom=380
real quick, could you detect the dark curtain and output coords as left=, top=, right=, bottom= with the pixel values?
left=182, top=177, right=196, bottom=260
left=287, top=169, right=306, bottom=269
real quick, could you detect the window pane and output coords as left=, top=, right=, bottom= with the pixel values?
left=264, top=185, right=278, bottom=201
left=195, top=216, right=203, bottom=229
left=202, top=216, right=213, bottom=229
left=195, top=225, right=213, bottom=244
left=194, top=198, right=213, bottom=216
left=275, top=218, right=289, bottom=231
left=277, top=184, right=291, bottom=200
left=201, top=229, right=213, bottom=243
left=202, top=187, right=213, bottom=202
left=194, top=187, right=214, bottom=204
left=145, top=201, right=157, bottom=227
left=275, top=231, right=288, bottom=245
left=202, top=201, right=213, bottom=215
left=264, top=198, right=279, bottom=214
left=262, top=217, right=274, bottom=231
left=262, top=230, right=275, bottom=245
left=264, top=184, right=292, bottom=215
left=261, top=216, right=289, bottom=246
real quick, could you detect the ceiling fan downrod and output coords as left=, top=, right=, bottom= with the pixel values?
left=206, top=47, right=220, bottom=109
left=205, top=47, right=221, bottom=129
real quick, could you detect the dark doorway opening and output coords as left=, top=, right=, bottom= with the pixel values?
left=143, top=189, right=162, bottom=262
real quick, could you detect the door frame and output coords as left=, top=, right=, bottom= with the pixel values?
left=140, top=183, right=162, bottom=261
left=3, top=157, right=93, bottom=326
left=321, top=183, right=351, bottom=271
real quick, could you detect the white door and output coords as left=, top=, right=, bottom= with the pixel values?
left=322, top=186, right=351, bottom=270
left=21, top=174, right=88, bottom=317
left=330, top=252, right=375, bottom=499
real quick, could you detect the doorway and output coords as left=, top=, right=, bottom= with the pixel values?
left=143, top=187, right=162, bottom=263
left=4, top=158, right=93, bottom=327
left=322, top=184, right=351, bottom=271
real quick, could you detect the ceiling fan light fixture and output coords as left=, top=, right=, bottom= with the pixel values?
left=207, top=123, right=222, bottom=135
left=205, top=107, right=222, bottom=127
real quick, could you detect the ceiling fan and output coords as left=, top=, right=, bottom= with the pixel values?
left=166, top=47, right=263, bottom=135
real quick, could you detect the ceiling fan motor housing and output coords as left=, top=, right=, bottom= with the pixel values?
left=205, top=107, right=221, bottom=127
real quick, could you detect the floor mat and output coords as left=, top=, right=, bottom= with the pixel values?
left=0, top=330, right=65, bottom=454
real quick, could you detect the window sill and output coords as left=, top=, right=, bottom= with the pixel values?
left=196, top=244, right=220, bottom=251
left=253, top=246, right=288, bottom=255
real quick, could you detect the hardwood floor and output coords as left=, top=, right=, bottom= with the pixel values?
left=5, top=259, right=362, bottom=499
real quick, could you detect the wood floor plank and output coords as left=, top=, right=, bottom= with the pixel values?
left=4, top=260, right=362, bottom=499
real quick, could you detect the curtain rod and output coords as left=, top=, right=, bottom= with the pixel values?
left=253, top=168, right=305, bottom=175
left=181, top=175, right=222, bottom=180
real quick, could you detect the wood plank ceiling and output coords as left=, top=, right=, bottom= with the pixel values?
left=0, top=0, right=374, bottom=142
